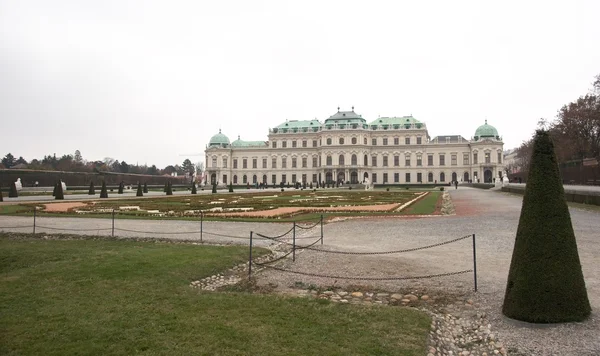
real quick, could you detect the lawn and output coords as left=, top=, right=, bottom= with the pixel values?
left=0, top=235, right=430, bottom=355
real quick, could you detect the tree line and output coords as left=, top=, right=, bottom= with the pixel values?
left=1, top=151, right=203, bottom=177
left=509, top=74, right=600, bottom=174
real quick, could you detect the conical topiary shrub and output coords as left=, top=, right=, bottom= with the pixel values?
left=166, top=181, right=173, bottom=196
left=191, top=182, right=197, bottom=194
left=55, top=180, right=64, bottom=200
left=9, top=181, right=18, bottom=198
left=52, top=181, right=57, bottom=196
left=118, top=182, right=124, bottom=194
left=229, top=182, right=234, bottom=193
left=0, top=183, right=4, bottom=202
left=100, top=180, right=108, bottom=198
left=143, top=182, right=148, bottom=193
left=212, top=183, right=217, bottom=194
left=136, top=182, right=143, bottom=197
left=88, top=181, right=95, bottom=195
left=163, top=182, right=168, bottom=192
left=502, top=130, right=591, bottom=323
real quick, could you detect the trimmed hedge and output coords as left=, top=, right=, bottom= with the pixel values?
left=55, top=181, right=64, bottom=200
left=502, top=186, right=600, bottom=207
left=502, top=130, right=591, bottom=323
left=100, top=180, right=108, bottom=199
left=9, top=182, right=18, bottom=198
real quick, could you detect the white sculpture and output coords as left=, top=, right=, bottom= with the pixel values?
left=15, top=178, right=22, bottom=191
left=364, top=177, right=371, bottom=190
left=61, top=180, right=67, bottom=191
left=502, top=170, right=510, bottom=186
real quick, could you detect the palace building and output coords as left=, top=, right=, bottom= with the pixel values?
left=204, top=108, right=504, bottom=186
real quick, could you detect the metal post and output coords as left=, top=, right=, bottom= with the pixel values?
left=320, top=214, right=324, bottom=245
left=33, top=207, right=36, bottom=234
left=248, top=231, right=253, bottom=279
left=472, top=233, right=478, bottom=292
left=200, top=211, right=203, bottom=243
left=292, top=222, right=296, bottom=262
left=112, top=209, right=115, bottom=237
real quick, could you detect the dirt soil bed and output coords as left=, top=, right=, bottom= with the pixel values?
left=43, top=202, right=88, bottom=212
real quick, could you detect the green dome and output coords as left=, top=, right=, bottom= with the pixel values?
left=474, top=120, right=499, bottom=138
left=209, top=130, right=230, bottom=147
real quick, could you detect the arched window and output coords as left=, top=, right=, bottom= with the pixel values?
left=253, top=175, right=257, bottom=184
left=263, top=174, right=267, bottom=183
left=364, top=155, right=368, bottom=166
left=243, top=175, right=247, bottom=184
left=326, top=155, right=332, bottom=166
left=233, top=175, right=238, bottom=184
left=351, top=154, right=357, bottom=165
left=326, top=138, right=332, bottom=145
left=364, top=137, right=367, bottom=145
left=339, top=155, right=345, bottom=165
left=440, top=172, right=445, bottom=182
left=339, top=137, right=344, bottom=145
left=428, top=172, right=433, bottom=182
left=351, top=137, right=357, bottom=144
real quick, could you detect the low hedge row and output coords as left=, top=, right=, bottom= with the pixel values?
left=502, top=186, right=600, bottom=206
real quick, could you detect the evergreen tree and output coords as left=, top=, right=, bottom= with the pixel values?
left=191, top=182, right=197, bottom=194
left=229, top=181, right=234, bottom=193
left=0, top=183, right=3, bottom=202
left=88, top=181, right=95, bottom=195
left=100, top=180, right=108, bottom=198
left=502, top=130, right=591, bottom=323
left=9, top=181, right=18, bottom=197
left=143, top=182, right=148, bottom=193
left=212, top=183, right=217, bottom=194
left=55, top=180, right=64, bottom=200
left=166, top=181, right=173, bottom=195
left=118, top=181, right=124, bottom=194
left=136, top=182, right=143, bottom=197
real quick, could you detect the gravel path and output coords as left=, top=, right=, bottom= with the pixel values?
left=255, top=187, right=600, bottom=356
left=0, top=214, right=319, bottom=248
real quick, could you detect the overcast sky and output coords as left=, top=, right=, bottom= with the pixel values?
left=1, top=0, right=599, bottom=168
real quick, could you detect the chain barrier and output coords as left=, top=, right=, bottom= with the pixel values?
left=295, top=220, right=321, bottom=230
left=300, top=234, right=473, bottom=255
left=254, top=226, right=295, bottom=240
left=258, top=265, right=473, bottom=281
left=294, top=236, right=323, bottom=250
left=254, top=249, right=296, bottom=266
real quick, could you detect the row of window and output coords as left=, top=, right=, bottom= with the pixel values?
left=271, top=137, right=425, bottom=148
left=213, top=152, right=502, bottom=169
left=220, top=171, right=479, bottom=185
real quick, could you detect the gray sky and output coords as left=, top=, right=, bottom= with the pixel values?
left=1, top=0, right=599, bottom=168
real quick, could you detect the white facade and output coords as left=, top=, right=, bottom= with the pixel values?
left=205, top=109, right=504, bottom=186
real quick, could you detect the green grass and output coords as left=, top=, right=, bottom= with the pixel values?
left=399, top=192, right=441, bottom=215
left=0, top=235, right=430, bottom=355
